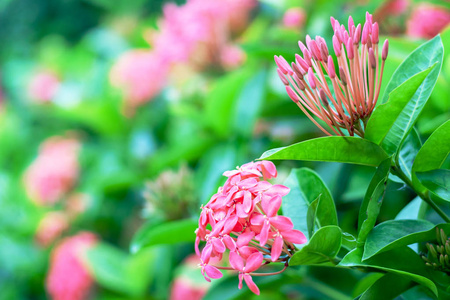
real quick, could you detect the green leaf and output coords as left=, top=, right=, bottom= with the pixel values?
left=260, top=137, right=388, bottom=167
left=363, top=220, right=450, bottom=260
left=365, top=66, right=434, bottom=145
left=416, top=169, right=450, bottom=202
left=130, top=219, right=198, bottom=253
left=389, top=128, right=422, bottom=183
left=282, top=168, right=337, bottom=239
left=339, top=247, right=438, bottom=296
left=357, top=158, right=391, bottom=246
left=359, top=273, right=414, bottom=300
left=412, top=120, right=450, bottom=191
left=379, top=35, right=444, bottom=156
left=86, top=243, right=155, bottom=297
left=289, top=225, right=342, bottom=266
left=306, top=196, right=320, bottom=239
left=395, top=197, right=424, bottom=220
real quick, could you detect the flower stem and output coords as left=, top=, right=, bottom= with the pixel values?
left=391, top=166, right=450, bottom=223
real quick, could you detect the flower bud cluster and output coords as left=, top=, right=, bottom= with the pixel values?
left=195, top=161, right=307, bottom=294
left=422, top=228, right=450, bottom=275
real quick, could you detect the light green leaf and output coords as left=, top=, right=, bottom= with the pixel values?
left=130, top=219, right=198, bottom=253
left=260, top=137, right=388, bottom=167
left=357, top=158, right=391, bottom=246
left=339, top=247, right=438, bottom=297
left=416, top=169, right=450, bottom=202
left=379, top=36, right=444, bottom=156
left=389, top=128, right=422, bottom=183
left=363, top=220, right=450, bottom=260
left=289, top=225, right=342, bottom=266
left=365, top=66, right=434, bottom=145
left=282, top=168, right=337, bottom=240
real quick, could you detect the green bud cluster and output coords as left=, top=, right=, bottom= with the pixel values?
left=422, top=228, right=450, bottom=275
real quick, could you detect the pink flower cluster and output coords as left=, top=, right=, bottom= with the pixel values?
left=406, top=4, right=450, bottom=39
left=46, top=232, right=97, bottom=300
left=110, top=0, right=256, bottom=110
left=195, top=161, right=307, bottom=295
left=282, top=8, right=306, bottom=29
left=24, top=136, right=80, bottom=206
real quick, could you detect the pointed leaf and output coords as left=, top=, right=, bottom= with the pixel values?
left=359, top=273, right=414, bottom=300
left=260, top=137, right=388, bottom=167
left=416, top=169, right=450, bottom=202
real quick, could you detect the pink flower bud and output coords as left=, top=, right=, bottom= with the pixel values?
left=319, top=89, right=328, bottom=106
left=277, top=69, right=290, bottom=86
left=295, top=54, right=309, bottom=73
left=330, top=16, right=336, bottom=29
left=353, top=24, right=361, bottom=44
left=382, top=39, right=389, bottom=61
left=298, top=41, right=307, bottom=53
left=339, top=67, right=347, bottom=86
left=369, top=48, right=376, bottom=69
left=286, top=86, right=300, bottom=103
left=334, top=28, right=343, bottom=43
left=327, top=56, right=336, bottom=78
left=292, top=62, right=304, bottom=79
left=366, top=11, right=373, bottom=25
left=372, top=22, right=379, bottom=44
left=308, top=67, right=316, bottom=89
left=346, top=38, right=354, bottom=59
left=320, top=42, right=329, bottom=61
left=361, top=22, right=369, bottom=44
left=309, top=40, right=321, bottom=61
left=333, top=35, right=341, bottom=56
left=303, top=50, right=312, bottom=67
left=274, top=55, right=288, bottom=75
left=348, top=16, right=355, bottom=34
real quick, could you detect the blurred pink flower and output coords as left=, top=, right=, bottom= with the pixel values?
left=24, top=136, right=81, bottom=206
left=28, top=70, right=60, bottom=103
left=406, top=4, right=450, bottom=39
left=195, top=161, right=307, bottom=294
left=282, top=8, right=306, bottom=29
left=220, top=45, right=247, bottom=70
left=46, top=232, right=97, bottom=300
left=35, top=211, right=69, bottom=247
left=110, top=50, right=168, bottom=111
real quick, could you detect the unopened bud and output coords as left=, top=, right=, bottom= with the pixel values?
left=277, top=69, right=289, bottom=86
left=339, top=67, right=347, bottom=86
left=308, top=68, right=316, bottom=89
left=445, top=241, right=450, bottom=255
left=327, top=56, right=336, bottom=78
left=372, top=22, right=379, bottom=44
left=382, top=39, right=389, bottom=61
left=295, top=54, right=309, bottom=73
left=348, top=16, right=355, bottom=35
left=295, top=75, right=306, bottom=90
left=286, top=86, right=299, bottom=103
left=298, top=41, right=307, bottom=53
left=333, top=35, right=341, bottom=57
left=310, top=40, right=321, bottom=61
left=334, top=29, right=343, bottom=43
left=427, top=243, right=438, bottom=259
left=354, top=24, right=361, bottom=44
left=440, top=229, right=448, bottom=245
left=319, top=89, right=328, bottom=106
left=320, top=43, right=329, bottom=61
left=274, top=56, right=288, bottom=75
left=303, top=50, right=312, bottom=66
left=330, top=16, right=336, bottom=29
left=361, top=22, right=369, bottom=45
left=369, top=48, right=376, bottom=69
left=291, top=62, right=304, bottom=79
left=440, top=254, right=446, bottom=265
left=366, top=12, right=373, bottom=26
left=346, top=38, right=354, bottom=59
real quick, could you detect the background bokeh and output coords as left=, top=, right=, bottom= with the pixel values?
left=0, top=0, right=449, bottom=299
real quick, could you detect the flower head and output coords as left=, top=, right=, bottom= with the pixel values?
left=276, top=12, right=389, bottom=137
left=406, top=4, right=450, bottom=39
left=195, top=161, right=307, bottom=294
left=46, top=232, right=97, bottom=300
left=282, top=8, right=306, bottom=29
left=28, top=70, right=60, bottom=103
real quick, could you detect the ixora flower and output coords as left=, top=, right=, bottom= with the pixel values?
left=275, top=12, right=389, bottom=137
left=195, top=161, right=307, bottom=295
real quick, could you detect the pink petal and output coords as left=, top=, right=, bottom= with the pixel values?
left=260, top=161, right=277, bottom=179
left=262, top=195, right=282, bottom=217
left=238, top=273, right=244, bottom=290
left=267, top=184, right=290, bottom=196
left=243, top=274, right=260, bottom=295
left=270, top=216, right=294, bottom=231
left=243, top=191, right=253, bottom=213
left=223, top=235, right=236, bottom=251
left=250, top=213, right=265, bottom=226
left=271, top=235, right=284, bottom=262
left=222, top=214, right=238, bottom=234
left=201, top=267, right=211, bottom=282
left=259, top=221, right=270, bottom=246
left=236, top=203, right=248, bottom=219
left=239, top=246, right=259, bottom=259
left=195, top=236, right=201, bottom=256
left=211, top=238, right=226, bottom=253
left=237, top=231, right=255, bottom=247
left=205, top=265, right=223, bottom=279
left=282, top=229, right=307, bottom=244
left=245, top=252, right=263, bottom=273
left=229, top=251, right=245, bottom=271
left=201, top=243, right=212, bottom=264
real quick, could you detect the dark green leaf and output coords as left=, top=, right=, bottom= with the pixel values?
left=389, top=128, right=422, bottom=183
left=339, top=247, right=437, bottom=296
left=282, top=168, right=337, bottom=239
left=306, top=196, right=320, bottom=239
left=359, top=273, right=414, bottom=300
left=357, top=158, right=391, bottom=246
left=363, top=220, right=450, bottom=260
left=289, top=225, right=342, bottom=266
left=379, top=35, right=444, bottom=156
left=412, top=120, right=450, bottom=191
left=260, top=137, right=388, bottom=167
left=130, top=219, right=197, bottom=253
left=395, top=197, right=424, bottom=220
left=365, top=66, right=434, bottom=145
left=416, top=169, right=450, bottom=202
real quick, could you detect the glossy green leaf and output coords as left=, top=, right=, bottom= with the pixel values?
left=260, top=137, right=388, bottom=167
left=86, top=243, right=155, bottom=297
left=365, top=66, right=433, bottom=145
left=359, top=273, right=414, bottom=300
left=130, top=219, right=197, bottom=253
left=289, top=225, right=342, bottom=266
left=357, top=158, right=391, bottom=246
left=339, top=247, right=437, bottom=296
left=306, top=196, right=320, bottom=238
left=282, top=168, right=337, bottom=239
left=389, top=128, right=422, bottom=183
left=416, top=169, right=450, bottom=202
left=379, top=36, right=444, bottom=156
left=363, top=220, right=450, bottom=260
left=412, top=120, right=450, bottom=191
left=395, top=197, right=424, bottom=220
